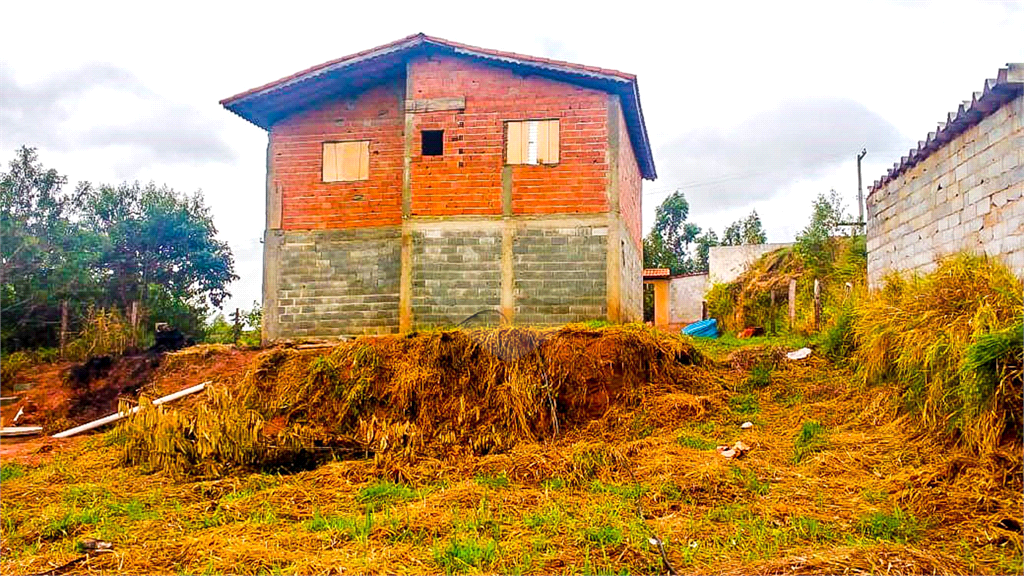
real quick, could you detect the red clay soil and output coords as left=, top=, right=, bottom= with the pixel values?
left=0, top=346, right=261, bottom=436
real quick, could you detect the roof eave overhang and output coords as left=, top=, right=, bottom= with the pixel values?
left=868, top=63, right=1023, bottom=197
left=221, top=36, right=657, bottom=180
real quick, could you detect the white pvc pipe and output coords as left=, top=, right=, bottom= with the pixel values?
left=0, top=426, right=43, bottom=437
left=52, top=381, right=210, bottom=439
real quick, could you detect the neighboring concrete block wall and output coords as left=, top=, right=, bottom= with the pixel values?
left=513, top=224, right=607, bottom=325
left=867, top=93, right=1024, bottom=286
left=412, top=228, right=502, bottom=327
left=668, top=274, right=709, bottom=325
left=708, top=243, right=794, bottom=284
left=274, top=228, right=402, bottom=337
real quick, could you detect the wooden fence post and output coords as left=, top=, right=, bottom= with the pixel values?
left=813, top=279, right=822, bottom=332
left=129, top=301, right=139, bottom=347
left=788, top=279, right=797, bottom=330
left=60, top=300, right=69, bottom=357
left=232, top=308, right=242, bottom=344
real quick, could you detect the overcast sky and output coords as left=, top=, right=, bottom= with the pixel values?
left=1, top=0, right=1022, bottom=316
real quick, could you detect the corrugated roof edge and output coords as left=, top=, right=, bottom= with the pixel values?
left=869, top=63, right=1024, bottom=196
left=219, top=33, right=656, bottom=180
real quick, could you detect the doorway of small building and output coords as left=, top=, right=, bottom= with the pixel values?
left=643, top=282, right=655, bottom=323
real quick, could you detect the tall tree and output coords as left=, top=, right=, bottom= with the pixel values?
left=77, top=182, right=238, bottom=335
left=721, top=210, right=767, bottom=246
left=644, top=191, right=701, bottom=274
left=693, top=230, right=720, bottom=273
left=796, top=189, right=847, bottom=274
left=0, top=147, right=238, bottom=351
left=0, top=147, right=98, bottom=349
left=741, top=210, right=767, bottom=244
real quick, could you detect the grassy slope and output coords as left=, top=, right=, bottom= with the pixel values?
left=1, top=337, right=1020, bottom=575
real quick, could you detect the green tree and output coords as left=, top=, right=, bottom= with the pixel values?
left=77, top=181, right=238, bottom=337
left=721, top=210, right=766, bottom=246
left=693, top=230, right=720, bottom=273
left=644, top=191, right=701, bottom=274
left=0, top=147, right=237, bottom=351
left=741, top=210, right=767, bottom=244
left=795, top=190, right=848, bottom=275
left=722, top=221, right=742, bottom=246
left=0, top=147, right=99, bottom=349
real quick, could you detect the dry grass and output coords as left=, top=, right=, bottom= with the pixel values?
left=706, top=237, right=866, bottom=334
left=1, top=328, right=1020, bottom=575
left=852, top=254, right=1023, bottom=456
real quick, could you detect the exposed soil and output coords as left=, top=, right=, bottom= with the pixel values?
left=0, top=345, right=261, bottom=434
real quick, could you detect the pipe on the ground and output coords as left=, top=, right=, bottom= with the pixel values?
left=52, top=381, right=210, bottom=439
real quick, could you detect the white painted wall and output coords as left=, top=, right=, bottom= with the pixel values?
left=667, top=274, right=708, bottom=324
left=708, top=243, right=794, bottom=284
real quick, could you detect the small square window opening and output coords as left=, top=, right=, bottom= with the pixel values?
left=422, top=130, right=444, bottom=156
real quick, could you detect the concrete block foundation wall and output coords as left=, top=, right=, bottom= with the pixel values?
left=412, top=227, right=502, bottom=327
left=266, top=228, right=402, bottom=340
left=866, top=93, right=1024, bottom=287
left=513, top=222, right=608, bottom=325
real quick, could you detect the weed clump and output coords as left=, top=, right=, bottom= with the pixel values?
left=792, top=420, right=827, bottom=463
left=852, top=254, right=1022, bottom=455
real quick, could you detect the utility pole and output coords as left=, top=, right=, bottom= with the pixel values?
left=856, top=148, right=867, bottom=234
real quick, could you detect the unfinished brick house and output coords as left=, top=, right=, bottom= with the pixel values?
left=221, top=34, right=656, bottom=340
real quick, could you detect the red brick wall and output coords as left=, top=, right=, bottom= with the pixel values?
left=408, top=55, right=610, bottom=216
left=616, top=104, right=643, bottom=250
left=272, top=55, right=619, bottom=228
left=271, top=80, right=404, bottom=230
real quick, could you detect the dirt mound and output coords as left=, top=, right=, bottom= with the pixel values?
left=116, top=325, right=711, bottom=477
left=1, top=345, right=260, bottom=434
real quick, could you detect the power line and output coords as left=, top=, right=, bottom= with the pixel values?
left=640, top=144, right=913, bottom=197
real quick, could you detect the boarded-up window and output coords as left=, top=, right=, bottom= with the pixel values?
left=506, top=120, right=559, bottom=165
left=322, top=141, right=369, bottom=182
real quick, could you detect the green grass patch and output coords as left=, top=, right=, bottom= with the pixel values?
left=474, top=473, right=510, bottom=489
left=729, top=467, right=771, bottom=496
left=789, top=515, right=834, bottom=541
left=1, top=463, right=25, bottom=483
left=792, top=420, right=828, bottom=463
left=741, top=361, right=773, bottom=392
left=582, top=525, right=623, bottom=546
left=588, top=480, right=647, bottom=500
left=40, top=508, right=104, bottom=541
left=856, top=508, right=924, bottom=543
left=433, top=537, right=497, bottom=574
left=729, top=393, right=761, bottom=414
left=677, top=433, right=718, bottom=451
left=523, top=505, right=565, bottom=531
left=356, top=480, right=420, bottom=511
left=540, top=477, right=565, bottom=491
left=106, top=498, right=156, bottom=521
left=304, top=510, right=374, bottom=543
